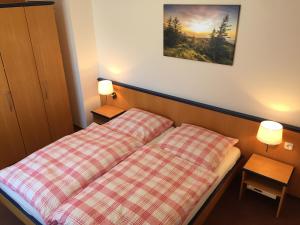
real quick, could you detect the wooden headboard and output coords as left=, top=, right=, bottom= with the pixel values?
left=102, top=79, right=300, bottom=198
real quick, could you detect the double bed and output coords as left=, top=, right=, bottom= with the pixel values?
left=0, top=91, right=243, bottom=225
left=0, top=143, right=240, bottom=225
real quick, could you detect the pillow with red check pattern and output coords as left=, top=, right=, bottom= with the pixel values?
left=104, top=108, right=173, bottom=144
left=156, top=123, right=238, bottom=171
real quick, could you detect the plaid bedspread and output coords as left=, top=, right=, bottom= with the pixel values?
left=48, top=145, right=217, bottom=225
left=0, top=123, right=143, bottom=221
left=157, top=123, right=238, bottom=171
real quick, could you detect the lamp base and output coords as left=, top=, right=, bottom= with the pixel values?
left=265, top=144, right=269, bottom=152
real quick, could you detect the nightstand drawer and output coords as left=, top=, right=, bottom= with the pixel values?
left=247, top=184, right=277, bottom=199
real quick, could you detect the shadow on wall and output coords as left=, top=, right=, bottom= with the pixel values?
left=52, top=0, right=86, bottom=127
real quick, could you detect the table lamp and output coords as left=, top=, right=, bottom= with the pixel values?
left=98, top=80, right=117, bottom=104
left=257, top=120, right=283, bottom=152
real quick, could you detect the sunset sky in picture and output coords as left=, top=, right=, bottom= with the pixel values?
left=164, top=5, right=240, bottom=42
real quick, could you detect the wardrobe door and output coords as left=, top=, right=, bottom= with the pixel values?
left=0, top=7, right=51, bottom=154
left=0, top=54, right=26, bottom=168
left=25, top=5, right=73, bottom=140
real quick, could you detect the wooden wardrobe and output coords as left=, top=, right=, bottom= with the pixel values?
left=0, top=1, right=73, bottom=168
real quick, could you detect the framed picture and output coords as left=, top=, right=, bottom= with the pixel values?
left=163, top=4, right=241, bottom=65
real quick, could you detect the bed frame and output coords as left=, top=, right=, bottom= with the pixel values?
left=1, top=77, right=299, bottom=224
left=0, top=189, right=41, bottom=225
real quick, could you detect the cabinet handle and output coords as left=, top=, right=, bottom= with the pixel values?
left=0, top=53, right=14, bottom=112
left=0, top=51, right=4, bottom=65
left=42, top=81, right=48, bottom=100
left=6, top=92, right=14, bottom=112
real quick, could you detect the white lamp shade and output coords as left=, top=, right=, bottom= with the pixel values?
left=257, top=121, right=283, bottom=145
left=98, top=80, right=114, bottom=95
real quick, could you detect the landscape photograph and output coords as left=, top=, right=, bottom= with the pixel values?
left=163, top=5, right=241, bottom=65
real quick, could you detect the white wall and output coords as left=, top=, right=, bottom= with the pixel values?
left=92, top=0, right=300, bottom=127
left=53, top=0, right=99, bottom=128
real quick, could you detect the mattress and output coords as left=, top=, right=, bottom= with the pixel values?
left=183, top=146, right=241, bottom=225
left=0, top=129, right=240, bottom=225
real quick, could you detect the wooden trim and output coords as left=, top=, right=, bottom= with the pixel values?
left=0, top=189, right=41, bottom=225
left=188, top=157, right=243, bottom=225
left=0, top=1, right=54, bottom=8
left=98, top=77, right=300, bottom=133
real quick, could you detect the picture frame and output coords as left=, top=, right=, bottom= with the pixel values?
left=163, top=4, right=241, bottom=65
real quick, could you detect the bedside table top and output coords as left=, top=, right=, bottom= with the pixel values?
left=91, top=105, right=125, bottom=119
left=244, top=154, right=294, bottom=184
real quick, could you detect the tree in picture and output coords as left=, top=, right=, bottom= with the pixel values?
left=163, top=5, right=241, bottom=65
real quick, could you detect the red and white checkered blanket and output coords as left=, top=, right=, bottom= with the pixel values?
left=157, top=123, right=238, bottom=171
left=0, top=123, right=143, bottom=221
left=48, top=145, right=217, bottom=225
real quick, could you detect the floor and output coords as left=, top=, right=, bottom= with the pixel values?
left=0, top=201, right=23, bottom=225
left=0, top=178, right=299, bottom=225
left=204, top=178, right=300, bottom=225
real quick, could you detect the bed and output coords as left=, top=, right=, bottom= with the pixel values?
left=0, top=126, right=174, bottom=225
left=0, top=108, right=174, bottom=224
left=0, top=145, right=240, bottom=225
left=0, top=147, right=240, bottom=225
left=0, top=122, right=240, bottom=224
left=0, top=84, right=243, bottom=225
left=45, top=123, right=241, bottom=225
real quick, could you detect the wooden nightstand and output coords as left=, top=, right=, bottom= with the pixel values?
left=239, top=153, right=294, bottom=217
left=91, top=105, right=125, bottom=125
